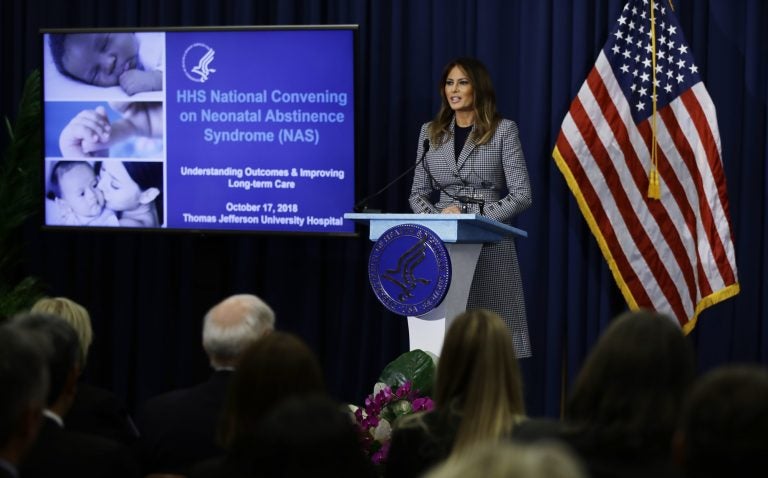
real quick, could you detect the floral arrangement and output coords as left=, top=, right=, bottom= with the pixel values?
left=354, top=380, right=434, bottom=464
left=352, top=349, right=436, bottom=464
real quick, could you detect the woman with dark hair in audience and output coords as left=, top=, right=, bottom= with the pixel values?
left=385, top=309, right=526, bottom=478
left=676, top=364, right=768, bottom=478
left=562, top=309, right=695, bottom=478
left=188, top=331, right=327, bottom=478
left=248, top=395, right=376, bottom=478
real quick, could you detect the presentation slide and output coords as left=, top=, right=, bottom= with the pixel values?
left=42, top=27, right=356, bottom=234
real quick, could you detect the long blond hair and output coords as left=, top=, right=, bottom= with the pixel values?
left=31, top=296, right=93, bottom=366
left=428, top=57, right=501, bottom=147
left=435, top=309, right=525, bottom=457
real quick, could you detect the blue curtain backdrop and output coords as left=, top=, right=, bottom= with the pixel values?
left=1, top=0, right=766, bottom=418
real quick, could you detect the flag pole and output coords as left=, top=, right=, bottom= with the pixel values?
left=647, top=0, right=661, bottom=199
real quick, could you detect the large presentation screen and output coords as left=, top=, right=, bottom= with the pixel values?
left=41, top=26, right=356, bottom=234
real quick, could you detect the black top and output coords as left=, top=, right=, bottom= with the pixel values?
left=134, top=370, right=233, bottom=475
left=66, top=382, right=138, bottom=446
left=20, top=417, right=139, bottom=478
left=453, top=124, right=472, bottom=161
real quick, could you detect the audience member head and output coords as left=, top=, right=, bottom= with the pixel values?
left=424, top=440, right=586, bottom=478
left=10, top=312, right=81, bottom=413
left=218, top=331, right=325, bottom=449
left=434, top=309, right=525, bottom=456
left=566, top=308, right=695, bottom=458
left=239, top=395, right=376, bottom=478
left=202, top=293, right=275, bottom=369
left=0, top=325, right=49, bottom=465
left=31, top=296, right=93, bottom=366
left=678, top=364, right=768, bottom=478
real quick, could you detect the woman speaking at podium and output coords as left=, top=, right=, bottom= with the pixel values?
left=408, top=57, right=533, bottom=358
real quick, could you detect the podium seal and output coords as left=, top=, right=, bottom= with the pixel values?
left=368, top=224, right=451, bottom=316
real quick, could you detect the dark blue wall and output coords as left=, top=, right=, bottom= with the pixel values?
left=1, top=0, right=766, bottom=417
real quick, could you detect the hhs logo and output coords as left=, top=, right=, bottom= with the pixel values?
left=182, top=43, right=216, bottom=83
left=368, top=224, right=451, bottom=316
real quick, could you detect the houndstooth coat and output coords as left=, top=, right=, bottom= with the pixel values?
left=409, top=118, right=533, bottom=357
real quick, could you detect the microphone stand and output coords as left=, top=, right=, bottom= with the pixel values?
left=353, top=139, right=431, bottom=213
left=353, top=138, right=487, bottom=215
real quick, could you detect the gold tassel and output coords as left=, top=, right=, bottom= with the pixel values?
left=647, top=0, right=661, bottom=200
left=647, top=168, right=661, bottom=199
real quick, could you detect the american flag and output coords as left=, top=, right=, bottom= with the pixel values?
left=552, top=0, right=739, bottom=331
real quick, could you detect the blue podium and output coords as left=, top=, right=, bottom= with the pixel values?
left=345, top=213, right=527, bottom=356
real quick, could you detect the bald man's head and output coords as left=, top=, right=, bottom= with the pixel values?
left=202, top=294, right=275, bottom=369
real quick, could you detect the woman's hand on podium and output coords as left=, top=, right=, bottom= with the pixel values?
left=441, top=205, right=461, bottom=214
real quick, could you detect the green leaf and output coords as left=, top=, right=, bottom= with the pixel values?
left=0, top=277, right=44, bottom=318
left=378, top=349, right=436, bottom=396
left=0, top=70, right=44, bottom=318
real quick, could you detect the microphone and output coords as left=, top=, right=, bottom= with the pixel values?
left=353, top=139, right=431, bottom=213
left=456, top=194, right=486, bottom=215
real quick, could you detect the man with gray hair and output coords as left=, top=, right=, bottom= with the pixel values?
left=136, top=293, right=275, bottom=475
left=0, top=325, right=48, bottom=478
left=202, top=293, right=275, bottom=370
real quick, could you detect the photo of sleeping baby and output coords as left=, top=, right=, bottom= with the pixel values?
left=46, top=100, right=163, bottom=158
left=44, top=32, right=164, bottom=101
left=45, top=159, right=164, bottom=228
